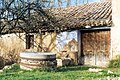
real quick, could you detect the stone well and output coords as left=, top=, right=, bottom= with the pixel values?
left=20, top=52, right=56, bottom=70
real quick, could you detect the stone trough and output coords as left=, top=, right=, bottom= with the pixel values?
left=20, top=52, right=56, bottom=70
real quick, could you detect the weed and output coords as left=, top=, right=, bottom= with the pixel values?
left=108, top=56, right=120, bottom=68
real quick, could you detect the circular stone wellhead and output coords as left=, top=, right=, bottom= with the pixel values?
left=20, top=52, right=57, bottom=70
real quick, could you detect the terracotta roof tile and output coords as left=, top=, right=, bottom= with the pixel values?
left=50, top=2, right=112, bottom=30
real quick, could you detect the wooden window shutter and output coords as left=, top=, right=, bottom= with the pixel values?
left=26, top=34, right=34, bottom=49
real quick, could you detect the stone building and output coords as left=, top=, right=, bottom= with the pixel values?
left=0, top=0, right=120, bottom=67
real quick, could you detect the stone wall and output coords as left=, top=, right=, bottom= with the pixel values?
left=111, top=0, right=120, bottom=59
left=34, top=32, right=56, bottom=52
left=0, top=32, right=57, bottom=65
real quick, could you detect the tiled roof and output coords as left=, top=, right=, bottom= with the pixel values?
left=1, top=2, right=112, bottom=34
left=50, top=2, right=112, bottom=30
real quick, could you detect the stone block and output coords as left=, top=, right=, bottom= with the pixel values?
left=57, top=58, right=72, bottom=67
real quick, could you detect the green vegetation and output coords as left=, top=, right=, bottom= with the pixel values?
left=0, top=64, right=120, bottom=80
left=109, top=56, right=120, bottom=68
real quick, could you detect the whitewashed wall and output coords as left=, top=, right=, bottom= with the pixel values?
left=111, top=0, right=120, bottom=59
left=56, top=30, right=78, bottom=51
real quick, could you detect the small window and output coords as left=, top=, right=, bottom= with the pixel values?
left=26, top=34, right=34, bottom=49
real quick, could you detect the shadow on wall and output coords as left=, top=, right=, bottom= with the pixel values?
left=56, top=38, right=79, bottom=65
left=34, top=32, right=57, bottom=52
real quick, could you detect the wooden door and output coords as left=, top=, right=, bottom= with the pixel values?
left=81, top=29, right=110, bottom=66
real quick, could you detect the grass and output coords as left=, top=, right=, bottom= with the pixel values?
left=0, top=64, right=120, bottom=80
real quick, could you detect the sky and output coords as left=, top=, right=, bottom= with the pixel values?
left=0, top=0, right=101, bottom=8
left=0, top=0, right=101, bottom=19
left=54, top=0, right=101, bottom=7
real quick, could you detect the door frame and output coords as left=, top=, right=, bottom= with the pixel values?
left=78, top=27, right=111, bottom=65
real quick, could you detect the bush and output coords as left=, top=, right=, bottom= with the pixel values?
left=0, top=37, right=24, bottom=65
left=108, top=56, right=120, bottom=68
left=0, top=56, right=5, bottom=69
left=3, top=64, right=21, bottom=73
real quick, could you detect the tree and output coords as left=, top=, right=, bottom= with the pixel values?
left=0, top=0, right=59, bottom=34
left=66, top=0, right=71, bottom=6
left=0, top=0, right=62, bottom=53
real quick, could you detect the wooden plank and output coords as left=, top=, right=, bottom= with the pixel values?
left=81, top=30, right=110, bottom=56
